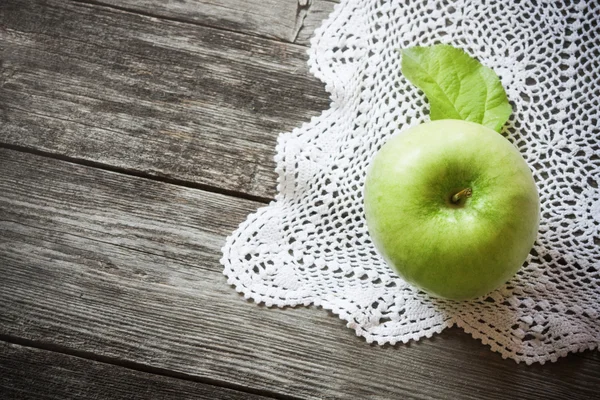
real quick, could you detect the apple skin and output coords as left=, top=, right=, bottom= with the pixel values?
left=364, top=120, right=540, bottom=300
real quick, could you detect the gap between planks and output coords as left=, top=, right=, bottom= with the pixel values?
left=68, top=0, right=336, bottom=47
left=0, top=143, right=272, bottom=204
left=0, top=335, right=300, bottom=400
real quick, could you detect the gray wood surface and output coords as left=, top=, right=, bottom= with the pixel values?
left=295, top=0, right=338, bottom=46
left=1, top=0, right=599, bottom=399
left=77, top=0, right=337, bottom=45
left=0, top=342, right=271, bottom=400
left=0, top=0, right=329, bottom=200
left=1, top=148, right=599, bottom=400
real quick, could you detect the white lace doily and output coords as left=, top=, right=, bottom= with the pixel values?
left=221, top=0, right=600, bottom=364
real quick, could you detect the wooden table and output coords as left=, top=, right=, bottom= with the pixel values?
left=1, top=1, right=598, bottom=399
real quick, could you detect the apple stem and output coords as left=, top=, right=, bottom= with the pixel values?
left=451, top=188, right=472, bottom=203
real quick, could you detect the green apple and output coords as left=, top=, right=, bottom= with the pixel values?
left=364, top=119, right=540, bottom=300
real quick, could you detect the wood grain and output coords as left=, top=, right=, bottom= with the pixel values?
left=0, top=341, right=271, bottom=400
left=1, top=148, right=599, bottom=400
left=78, top=0, right=330, bottom=44
left=295, top=0, right=338, bottom=46
left=0, top=0, right=330, bottom=200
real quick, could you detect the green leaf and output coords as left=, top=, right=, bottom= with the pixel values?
left=400, top=44, right=512, bottom=132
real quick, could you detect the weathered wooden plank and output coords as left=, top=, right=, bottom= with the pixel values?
left=82, top=0, right=315, bottom=43
left=295, top=0, right=338, bottom=46
left=1, top=148, right=599, bottom=400
left=0, top=341, right=271, bottom=400
left=0, top=0, right=330, bottom=200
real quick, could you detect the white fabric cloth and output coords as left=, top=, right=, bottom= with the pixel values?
left=221, top=0, right=600, bottom=364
